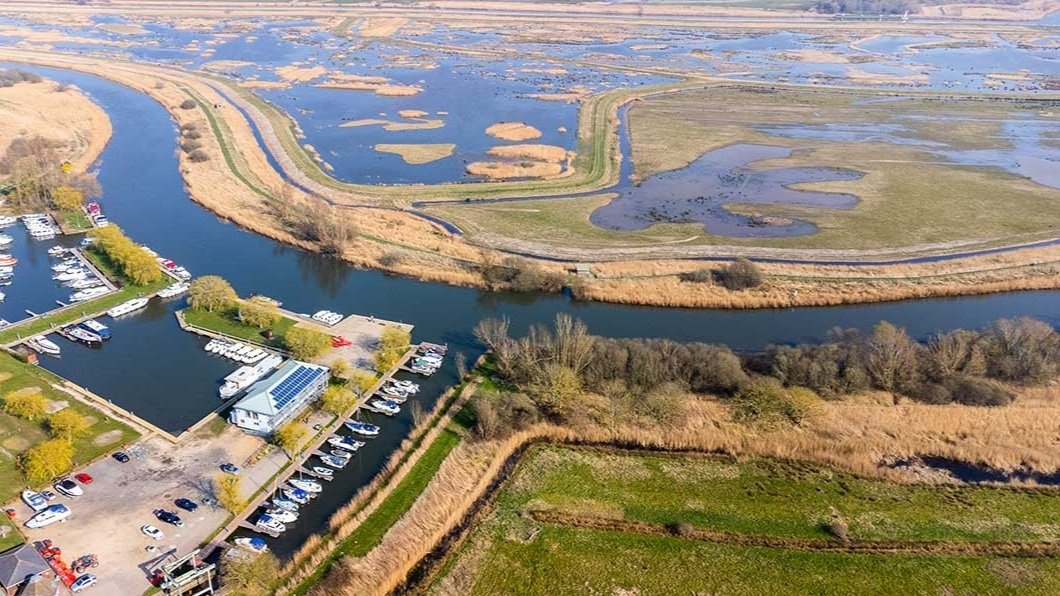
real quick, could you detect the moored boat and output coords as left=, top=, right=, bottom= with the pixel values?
left=344, top=421, right=380, bottom=436
left=107, top=297, right=149, bottom=318
left=62, top=326, right=103, bottom=346
left=157, top=282, right=189, bottom=299
left=79, top=319, right=111, bottom=340
left=289, top=478, right=322, bottom=493
left=233, top=537, right=269, bottom=553
left=319, top=454, right=347, bottom=469
left=370, top=399, right=401, bottom=416
left=27, top=335, right=61, bottom=356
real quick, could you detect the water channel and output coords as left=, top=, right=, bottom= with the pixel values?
left=9, top=64, right=1060, bottom=558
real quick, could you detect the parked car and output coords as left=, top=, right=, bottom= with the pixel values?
left=154, top=509, right=184, bottom=527
left=75, top=473, right=93, bottom=484
left=220, top=463, right=240, bottom=476
left=70, top=573, right=97, bottom=593
left=40, top=490, right=57, bottom=501
left=174, top=498, right=198, bottom=512
left=112, top=451, right=130, bottom=463
left=141, top=525, right=164, bottom=540
left=54, top=478, right=83, bottom=497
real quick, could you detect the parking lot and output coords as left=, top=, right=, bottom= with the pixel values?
left=13, top=424, right=268, bottom=594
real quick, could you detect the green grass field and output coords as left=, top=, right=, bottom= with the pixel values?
left=0, top=354, right=139, bottom=504
left=181, top=307, right=296, bottom=350
left=428, top=446, right=1060, bottom=595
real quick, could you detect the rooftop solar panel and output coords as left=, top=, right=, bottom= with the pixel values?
left=269, top=365, right=325, bottom=412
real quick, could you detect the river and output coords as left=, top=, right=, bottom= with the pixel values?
left=9, top=64, right=1059, bottom=558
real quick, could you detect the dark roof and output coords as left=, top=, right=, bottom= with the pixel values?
left=0, top=544, right=49, bottom=589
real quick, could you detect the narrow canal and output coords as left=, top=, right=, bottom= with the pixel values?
left=11, top=64, right=1060, bottom=558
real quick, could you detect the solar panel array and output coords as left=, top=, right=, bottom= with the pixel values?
left=269, top=365, right=325, bottom=412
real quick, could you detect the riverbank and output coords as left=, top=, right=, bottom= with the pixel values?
left=3, top=52, right=1059, bottom=310
left=0, top=74, right=111, bottom=173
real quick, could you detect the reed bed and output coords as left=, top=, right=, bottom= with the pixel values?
left=306, top=384, right=1060, bottom=595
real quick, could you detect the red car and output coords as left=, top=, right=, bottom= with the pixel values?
left=75, top=473, right=93, bottom=485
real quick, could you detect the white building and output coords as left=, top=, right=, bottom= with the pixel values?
left=229, top=360, right=329, bottom=435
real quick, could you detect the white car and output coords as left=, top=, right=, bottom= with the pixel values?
left=54, top=478, right=83, bottom=497
left=70, top=574, right=97, bottom=593
left=141, top=524, right=165, bottom=540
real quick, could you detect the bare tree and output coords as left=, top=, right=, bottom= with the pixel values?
left=865, top=322, right=920, bottom=397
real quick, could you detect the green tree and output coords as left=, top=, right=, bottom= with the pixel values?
left=221, top=551, right=280, bottom=596
left=214, top=474, right=246, bottom=513
left=20, top=439, right=75, bottom=482
left=239, top=296, right=280, bottom=329
left=48, top=409, right=90, bottom=440
left=285, top=326, right=330, bottom=360
left=320, top=385, right=356, bottom=415
left=2, top=392, right=47, bottom=421
left=272, top=421, right=307, bottom=457
left=188, top=275, right=237, bottom=312
left=123, top=246, right=161, bottom=285
left=52, top=185, right=84, bottom=212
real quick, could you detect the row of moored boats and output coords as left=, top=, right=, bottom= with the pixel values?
left=204, top=338, right=270, bottom=364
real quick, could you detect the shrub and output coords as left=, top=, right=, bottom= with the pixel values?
left=378, top=251, right=403, bottom=267
left=3, top=392, right=47, bottom=421
left=321, top=385, right=356, bottom=415
left=188, top=276, right=237, bottom=312
left=373, top=326, right=411, bottom=373
left=669, top=521, right=695, bottom=538
left=180, top=140, right=202, bottom=154
left=214, top=474, right=245, bottom=513
left=983, top=318, right=1059, bottom=384
left=944, top=375, right=1015, bottom=407
left=678, top=268, right=714, bottom=284
left=179, top=99, right=196, bottom=110
left=329, top=359, right=351, bottom=379
left=272, top=421, right=307, bottom=456
left=717, top=258, right=763, bottom=290
left=825, top=515, right=850, bottom=544
left=221, top=551, right=280, bottom=596
left=285, top=326, right=331, bottom=360
left=188, top=149, right=210, bottom=163
left=730, top=377, right=806, bottom=426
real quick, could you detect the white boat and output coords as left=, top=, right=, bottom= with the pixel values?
left=382, top=385, right=411, bottom=399
left=264, top=508, right=297, bottom=523
left=390, top=380, right=420, bottom=394
left=25, top=504, right=71, bottom=529
left=157, top=282, right=189, bottom=299
left=255, top=514, right=286, bottom=534
left=47, top=246, right=67, bottom=256
left=0, top=215, right=17, bottom=227
left=329, top=448, right=354, bottom=461
left=344, top=421, right=380, bottom=436
left=311, top=466, right=334, bottom=478
left=70, top=287, right=109, bottom=302
left=311, top=310, right=343, bottom=326
left=370, top=399, right=401, bottom=416
left=328, top=435, right=365, bottom=450
left=21, top=490, right=48, bottom=513
left=54, top=270, right=87, bottom=282
left=282, top=488, right=310, bottom=505
left=27, top=335, right=61, bottom=356
left=271, top=498, right=299, bottom=513
left=68, top=279, right=103, bottom=290
left=219, top=354, right=283, bottom=399
left=233, top=537, right=269, bottom=553
left=289, top=478, right=322, bottom=493
left=62, top=326, right=103, bottom=346
left=319, top=454, right=347, bottom=469
left=173, top=266, right=191, bottom=280
left=0, top=234, right=12, bottom=247
left=107, top=297, right=149, bottom=318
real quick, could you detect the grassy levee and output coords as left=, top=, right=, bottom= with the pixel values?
left=220, top=77, right=697, bottom=203
left=429, top=445, right=1060, bottom=595
left=289, top=429, right=462, bottom=596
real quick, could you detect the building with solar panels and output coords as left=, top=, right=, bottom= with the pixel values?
left=228, top=360, right=330, bottom=435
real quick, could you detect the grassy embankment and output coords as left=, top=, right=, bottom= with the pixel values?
left=424, top=85, right=1060, bottom=254
left=429, top=445, right=1060, bottom=595
left=180, top=307, right=297, bottom=350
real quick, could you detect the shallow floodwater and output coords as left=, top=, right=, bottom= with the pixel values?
left=589, top=143, right=861, bottom=236
left=10, top=65, right=1060, bottom=559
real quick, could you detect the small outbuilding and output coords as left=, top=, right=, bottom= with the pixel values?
left=0, top=544, right=51, bottom=596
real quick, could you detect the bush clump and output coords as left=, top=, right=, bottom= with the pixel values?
left=179, top=99, right=197, bottom=110
left=717, top=258, right=763, bottom=290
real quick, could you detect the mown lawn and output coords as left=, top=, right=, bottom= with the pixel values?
left=181, top=307, right=296, bottom=350
left=0, top=515, right=21, bottom=552
left=429, top=446, right=1060, bottom=595
left=0, top=354, right=139, bottom=504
